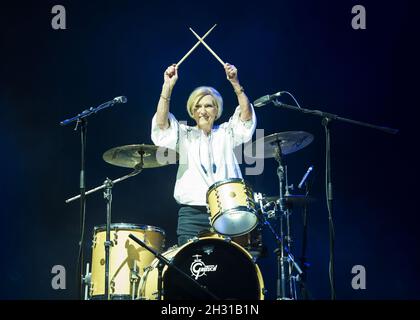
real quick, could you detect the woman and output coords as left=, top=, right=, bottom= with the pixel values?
left=151, top=62, right=256, bottom=246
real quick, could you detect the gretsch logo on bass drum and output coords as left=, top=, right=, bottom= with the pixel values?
left=190, top=255, right=218, bottom=280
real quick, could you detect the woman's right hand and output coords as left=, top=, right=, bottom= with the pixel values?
left=164, top=64, right=178, bottom=90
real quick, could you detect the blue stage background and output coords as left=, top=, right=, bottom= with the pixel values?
left=1, top=0, right=419, bottom=299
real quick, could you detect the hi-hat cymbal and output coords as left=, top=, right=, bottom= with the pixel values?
left=264, top=194, right=315, bottom=205
left=244, top=131, right=314, bottom=159
left=103, top=144, right=177, bottom=169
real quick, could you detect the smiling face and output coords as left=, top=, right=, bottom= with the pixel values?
left=192, top=94, right=218, bottom=133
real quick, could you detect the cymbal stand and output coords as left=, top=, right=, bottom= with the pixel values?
left=66, top=155, right=144, bottom=300
left=105, top=153, right=145, bottom=300
left=273, top=141, right=305, bottom=299
left=255, top=193, right=302, bottom=300
left=273, top=140, right=288, bottom=299
left=103, top=177, right=113, bottom=299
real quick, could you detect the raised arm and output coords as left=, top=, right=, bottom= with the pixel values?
left=156, top=64, right=178, bottom=129
left=224, top=63, right=252, bottom=121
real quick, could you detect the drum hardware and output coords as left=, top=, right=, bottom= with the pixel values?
left=130, top=263, right=140, bottom=300
left=128, top=233, right=220, bottom=300
left=247, top=132, right=314, bottom=300
left=66, top=143, right=173, bottom=300
left=157, top=261, right=164, bottom=300
left=82, top=262, right=91, bottom=300
left=273, top=137, right=295, bottom=300
left=267, top=98, right=399, bottom=299
left=69, top=166, right=142, bottom=300
left=255, top=192, right=303, bottom=300
left=263, top=195, right=315, bottom=207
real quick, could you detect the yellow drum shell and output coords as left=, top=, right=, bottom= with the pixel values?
left=90, top=223, right=165, bottom=299
left=206, top=178, right=257, bottom=236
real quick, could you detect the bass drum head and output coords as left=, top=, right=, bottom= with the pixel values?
left=163, top=238, right=264, bottom=300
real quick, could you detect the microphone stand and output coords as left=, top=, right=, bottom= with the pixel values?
left=272, top=100, right=398, bottom=300
left=299, top=176, right=314, bottom=300
left=60, top=96, right=127, bottom=299
left=128, top=234, right=219, bottom=300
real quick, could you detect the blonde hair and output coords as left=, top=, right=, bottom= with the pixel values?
left=186, top=86, right=223, bottom=120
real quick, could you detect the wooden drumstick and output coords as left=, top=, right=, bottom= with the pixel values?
left=177, top=24, right=217, bottom=67
left=189, top=27, right=225, bottom=66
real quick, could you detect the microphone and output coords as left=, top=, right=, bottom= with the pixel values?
left=112, top=96, right=127, bottom=104
left=298, top=166, right=313, bottom=189
left=253, top=92, right=283, bottom=108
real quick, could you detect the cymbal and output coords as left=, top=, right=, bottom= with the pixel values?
left=244, top=131, right=314, bottom=158
left=264, top=194, right=315, bottom=205
left=103, top=144, right=177, bottom=169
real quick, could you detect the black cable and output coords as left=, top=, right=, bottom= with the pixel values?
left=75, top=120, right=87, bottom=300
left=323, top=119, right=336, bottom=300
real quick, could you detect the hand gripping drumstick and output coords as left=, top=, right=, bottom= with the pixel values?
left=189, top=27, right=225, bottom=66
left=177, top=24, right=217, bottom=67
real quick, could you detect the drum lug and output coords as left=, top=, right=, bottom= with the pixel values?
left=215, top=190, right=222, bottom=214
left=130, top=263, right=140, bottom=282
left=152, top=291, right=160, bottom=299
left=223, top=236, right=232, bottom=243
left=143, top=265, right=152, bottom=273
left=82, top=263, right=91, bottom=300
left=89, top=283, right=94, bottom=297
left=130, top=263, right=140, bottom=300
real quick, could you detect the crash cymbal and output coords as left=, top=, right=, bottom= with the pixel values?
left=103, top=144, right=177, bottom=169
left=264, top=194, right=315, bottom=205
left=244, top=131, right=314, bottom=159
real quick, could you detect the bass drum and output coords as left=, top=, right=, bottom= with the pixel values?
left=139, top=237, right=265, bottom=300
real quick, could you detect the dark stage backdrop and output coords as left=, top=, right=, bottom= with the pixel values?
left=1, top=0, right=419, bottom=300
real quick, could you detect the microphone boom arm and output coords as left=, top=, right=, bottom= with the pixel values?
left=272, top=100, right=398, bottom=134
left=60, top=96, right=127, bottom=126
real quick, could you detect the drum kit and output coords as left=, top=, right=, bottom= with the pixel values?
left=65, top=130, right=316, bottom=301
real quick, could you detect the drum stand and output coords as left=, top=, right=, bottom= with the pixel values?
left=128, top=234, right=220, bottom=300
left=103, top=178, right=113, bottom=300
left=66, top=164, right=144, bottom=300
left=269, top=141, right=304, bottom=300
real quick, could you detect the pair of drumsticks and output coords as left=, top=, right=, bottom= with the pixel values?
left=177, top=24, right=225, bottom=67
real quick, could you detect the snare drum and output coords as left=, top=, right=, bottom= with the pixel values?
left=206, top=178, right=258, bottom=236
left=139, top=236, right=265, bottom=300
left=89, top=223, right=165, bottom=300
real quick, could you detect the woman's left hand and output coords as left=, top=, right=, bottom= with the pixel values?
left=224, top=63, right=239, bottom=83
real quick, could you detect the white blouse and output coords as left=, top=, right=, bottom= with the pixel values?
left=151, top=105, right=257, bottom=206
